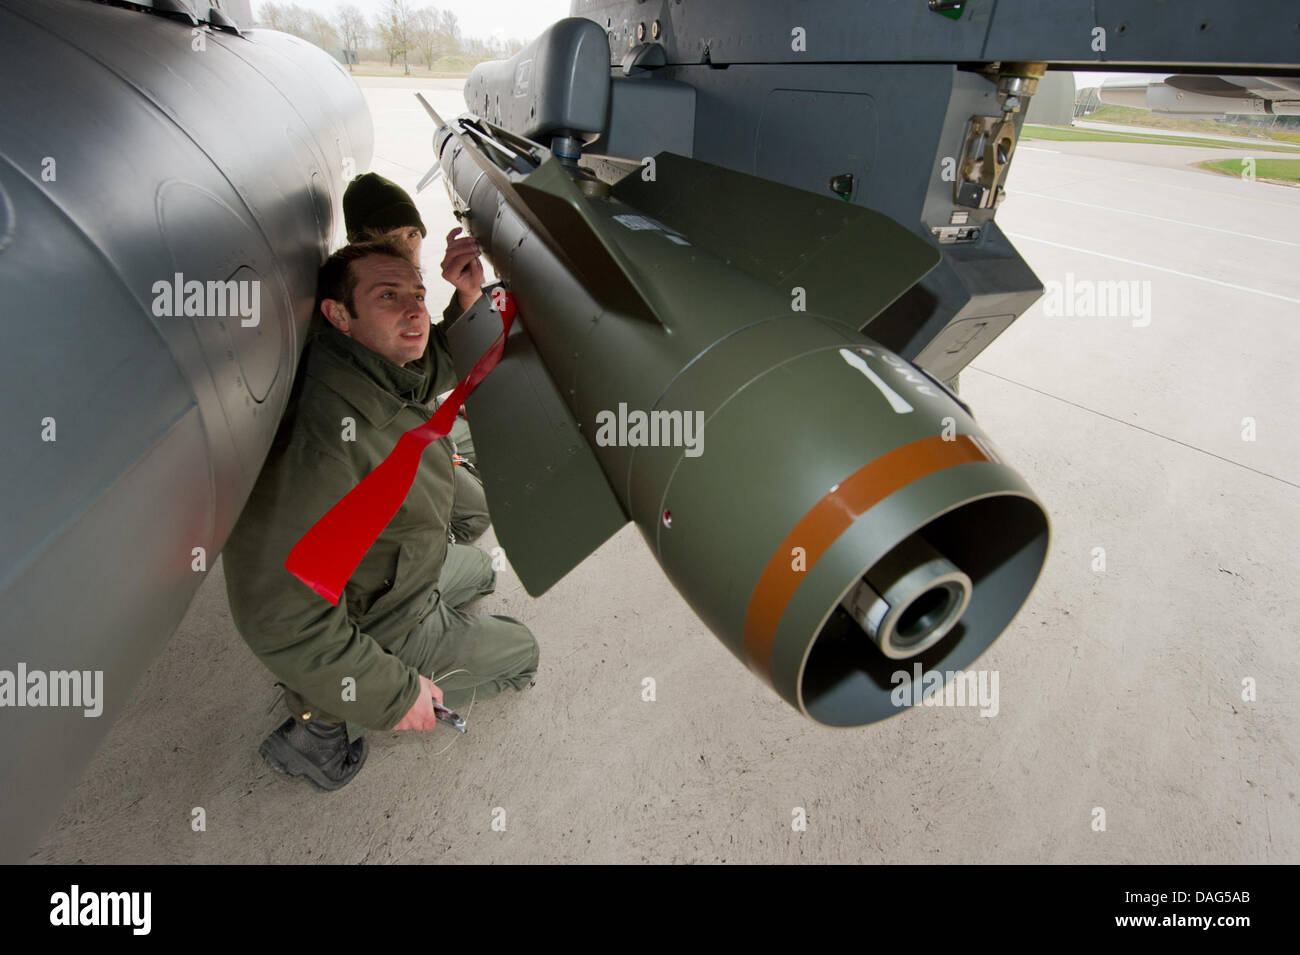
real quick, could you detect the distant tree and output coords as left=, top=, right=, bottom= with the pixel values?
left=336, top=4, right=367, bottom=69
left=372, top=14, right=397, bottom=66
left=438, top=9, right=460, bottom=46
left=302, top=11, right=338, bottom=51
left=257, top=1, right=305, bottom=34
left=462, top=35, right=495, bottom=60
left=410, top=7, right=440, bottom=70
left=256, top=2, right=336, bottom=53
left=380, top=0, right=414, bottom=75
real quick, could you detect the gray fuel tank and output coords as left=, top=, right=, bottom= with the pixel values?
left=0, top=0, right=372, bottom=861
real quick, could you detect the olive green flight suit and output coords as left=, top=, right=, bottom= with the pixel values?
left=448, top=417, right=488, bottom=542
left=440, top=294, right=489, bottom=544
left=223, top=321, right=537, bottom=736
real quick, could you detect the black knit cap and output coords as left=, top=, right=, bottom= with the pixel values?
left=343, top=173, right=427, bottom=243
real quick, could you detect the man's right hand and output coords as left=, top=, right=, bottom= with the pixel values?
left=441, top=227, right=484, bottom=312
left=393, top=674, right=445, bottom=731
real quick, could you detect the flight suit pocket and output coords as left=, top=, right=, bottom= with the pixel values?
left=345, top=539, right=403, bottom=617
left=362, top=541, right=412, bottom=621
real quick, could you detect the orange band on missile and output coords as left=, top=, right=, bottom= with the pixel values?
left=742, top=434, right=996, bottom=678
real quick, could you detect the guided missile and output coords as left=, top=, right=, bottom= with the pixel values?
left=425, top=105, right=1050, bottom=727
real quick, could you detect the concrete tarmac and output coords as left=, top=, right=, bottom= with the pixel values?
left=31, top=79, right=1299, bottom=864
left=1020, top=137, right=1299, bottom=177
left=1072, top=119, right=1300, bottom=150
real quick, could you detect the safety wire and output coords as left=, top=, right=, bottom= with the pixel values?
left=427, top=667, right=477, bottom=757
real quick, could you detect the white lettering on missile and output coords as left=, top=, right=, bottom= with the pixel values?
left=612, top=213, right=689, bottom=244
left=613, top=214, right=659, bottom=231
left=877, top=351, right=939, bottom=397
left=838, top=348, right=912, bottom=414
left=594, top=404, right=705, bottom=457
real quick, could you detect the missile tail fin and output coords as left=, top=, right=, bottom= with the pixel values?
left=610, top=152, right=942, bottom=330
left=513, top=165, right=666, bottom=324
left=438, top=109, right=664, bottom=324
left=444, top=292, right=629, bottom=595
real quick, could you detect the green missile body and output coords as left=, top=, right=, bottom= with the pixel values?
left=430, top=109, right=1049, bottom=726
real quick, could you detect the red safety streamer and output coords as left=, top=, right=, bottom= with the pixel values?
left=285, top=292, right=517, bottom=605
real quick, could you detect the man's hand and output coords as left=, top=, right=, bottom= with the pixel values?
left=441, top=227, right=484, bottom=312
left=392, top=674, right=445, bottom=731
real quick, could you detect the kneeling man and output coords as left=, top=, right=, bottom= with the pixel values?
left=223, top=238, right=538, bottom=790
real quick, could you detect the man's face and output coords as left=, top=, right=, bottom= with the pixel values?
left=325, top=254, right=429, bottom=366
left=384, top=226, right=423, bottom=265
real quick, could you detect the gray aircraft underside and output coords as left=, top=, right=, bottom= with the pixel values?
left=0, top=0, right=1294, bottom=862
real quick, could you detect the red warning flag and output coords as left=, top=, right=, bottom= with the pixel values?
left=285, top=291, right=517, bottom=605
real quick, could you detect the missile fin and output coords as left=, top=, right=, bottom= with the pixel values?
left=512, top=161, right=667, bottom=323
left=433, top=105, right=663, bottom=324
left=610, top=152, right=942, bottom=331
left=414, top=162, right=442, bottom=193
left=443, top=290, right=629, bottom=595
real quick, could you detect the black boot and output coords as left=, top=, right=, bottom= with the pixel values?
left=259, top=716, right=368, bottom=791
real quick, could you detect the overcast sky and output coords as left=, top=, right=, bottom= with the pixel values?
left=251, top=5, right=1171, bottom=88
left=258, top=0, right=573, bottom=45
